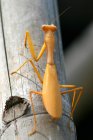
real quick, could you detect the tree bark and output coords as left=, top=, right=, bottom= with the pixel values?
left=0, top=0, right=76, bottom=139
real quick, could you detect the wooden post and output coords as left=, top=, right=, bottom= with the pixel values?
left=0, top=0, right=76, bottom=139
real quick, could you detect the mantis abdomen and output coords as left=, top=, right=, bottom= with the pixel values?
left=42, top=64, right=62, bottom=119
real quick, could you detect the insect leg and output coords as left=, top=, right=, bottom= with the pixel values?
left=70, top=87, right=83, bottom=118
left=24, top=31, right=46, bottom=61
left=59, top=84, right=76, bottom=88
left=28, top=91, right=42, bottom=136
left=60, top=86, right=83, bottom=129
left=60, top=87, right=83, bottom=118
left=29, top=90, right=42, bottom=95
left=59, top=84, right=77, bottom=116
left=11, top=59, right=43, bottom=84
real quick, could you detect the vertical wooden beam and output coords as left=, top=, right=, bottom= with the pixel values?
left=0, top=0, right=76, bottom=139
left=0, top=13, right=11, bottom=131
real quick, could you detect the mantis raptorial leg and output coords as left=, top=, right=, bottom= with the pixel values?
left=24, top=31, right=46, bottom=61
left=11, top=32, right=47, bottom=81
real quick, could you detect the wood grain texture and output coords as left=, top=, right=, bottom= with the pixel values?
left=0, top=0, right=76, bottom=139
left=0, top=15, right=11, bottom=130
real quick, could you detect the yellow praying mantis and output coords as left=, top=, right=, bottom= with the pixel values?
left=11, top=24, right=83, bottom=136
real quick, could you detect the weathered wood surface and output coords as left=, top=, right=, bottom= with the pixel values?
left=0, top=0, right=76, bottom=139
left=0, top=12, right=11, bottom=130
left=2, top=96, right=30, bottom=124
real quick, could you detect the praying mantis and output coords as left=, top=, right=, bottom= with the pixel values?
left=11, top=24, right=83, bottom=136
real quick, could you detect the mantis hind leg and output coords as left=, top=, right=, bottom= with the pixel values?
left=60, top=86, right=83, bottom=118
left=28, top=91, right=42, bottom=136
left=60, top=86, right=83, bottom=129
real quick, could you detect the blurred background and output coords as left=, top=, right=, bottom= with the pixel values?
left=58, top=0, right=93, bottom=139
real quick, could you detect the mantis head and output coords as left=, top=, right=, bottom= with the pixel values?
left=42, top=24, right=57, bottom=32
left=42, top=24, right=57, bottom=46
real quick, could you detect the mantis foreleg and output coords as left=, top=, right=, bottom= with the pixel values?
left=24, top=32, right=46, bottom=61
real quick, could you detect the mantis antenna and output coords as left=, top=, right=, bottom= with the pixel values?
left=52, top=6, right=71, bottom=24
